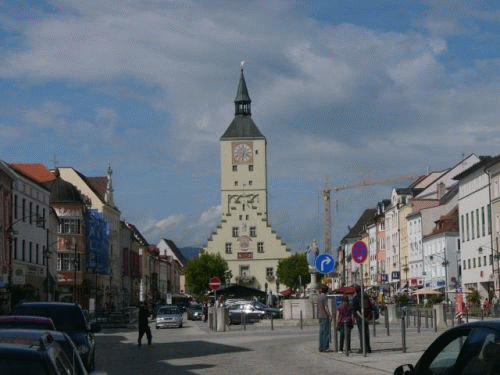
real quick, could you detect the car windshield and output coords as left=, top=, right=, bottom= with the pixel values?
left=190, top=304, right=202, bottom=310
left=11, top=305, right=87, bottom=332
left=158, top=307, right=179, bottom=315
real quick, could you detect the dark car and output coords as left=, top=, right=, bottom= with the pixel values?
left=187, top=303, right=203, bottom=320
left=250, top=301, right=282, bottom=319
left=9, top=302, right=100, bottom=371
left=0, top=315, right=56, bottom=330
left=227, top=302, right=265, bottom=325
left=0, top=331, right=75, bottom=375
left=395, top=321, right=500, bottom=375
left=0, top=329, right=107, bottom=375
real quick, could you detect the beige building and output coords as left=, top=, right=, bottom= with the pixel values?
left=203, top=69, right=290, bottom=293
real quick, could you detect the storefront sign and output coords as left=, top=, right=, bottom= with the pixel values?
left=391, top=271, right=400, bottom=280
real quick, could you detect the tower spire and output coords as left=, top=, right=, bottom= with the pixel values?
left=235, top=62, right=251, bottom=116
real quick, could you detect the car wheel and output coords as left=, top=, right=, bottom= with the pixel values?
left=156, top=326, right=159, bottom=329
left=179, top=323, right=183, bottom=328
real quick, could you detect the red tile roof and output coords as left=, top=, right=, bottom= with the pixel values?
left=86, top=176, right=107, bottom=200
left=10, top=163, right=56, bottom=183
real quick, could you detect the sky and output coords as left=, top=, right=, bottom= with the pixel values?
left=2, top=0, right=500, bottom=253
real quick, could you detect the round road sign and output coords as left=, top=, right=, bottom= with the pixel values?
left=352, top=240, right=368, bottom=264
left=209, top=277, right=221, bottom=291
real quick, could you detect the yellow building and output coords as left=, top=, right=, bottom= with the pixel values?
left=203, top=68, right=290, bottom=293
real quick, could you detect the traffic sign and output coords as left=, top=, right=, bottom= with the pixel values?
left=315, top=253, right=335, bottom=274
left=352, top=240, right=368, bottom=264
left=209, top=277, right=221, bottom=291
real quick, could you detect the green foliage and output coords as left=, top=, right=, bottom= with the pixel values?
left=184, top=251, right=230, bottom=296
left=468, top=289, right=481, bottom=305
left=426, top=294, right=443, bottom=306
left=276, top=253, right=311, bottom=291
left=395, top=293, right=409, bottom=306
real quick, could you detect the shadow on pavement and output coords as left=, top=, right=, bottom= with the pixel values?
left=96, top=334, right=251, bottom=375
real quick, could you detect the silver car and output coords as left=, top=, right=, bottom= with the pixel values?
left=155, top=306, right=183, bottom=329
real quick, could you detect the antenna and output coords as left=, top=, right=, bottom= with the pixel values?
left=240, top=60, right=245, bottom=70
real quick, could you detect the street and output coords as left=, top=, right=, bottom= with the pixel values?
left=95, top=318, right=440, bottom=375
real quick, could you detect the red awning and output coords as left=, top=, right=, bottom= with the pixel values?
left=332, top=286, right=356, bottom=295
left=280, top=288, right=295, bottom=297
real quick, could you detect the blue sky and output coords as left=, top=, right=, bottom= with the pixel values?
left=2, top=0, right=500, bottom=252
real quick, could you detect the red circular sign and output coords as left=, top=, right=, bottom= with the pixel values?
left=209, top=277, right=221, bottom=290
left=352, top=240, right=368, bottom=264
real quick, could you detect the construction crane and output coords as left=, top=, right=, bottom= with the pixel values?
left=322, top=175, right=419, bottom=253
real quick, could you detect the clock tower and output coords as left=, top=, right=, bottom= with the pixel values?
left=203, top=67, right=289, bottom=294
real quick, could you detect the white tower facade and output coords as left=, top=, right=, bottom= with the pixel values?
left=204, top=69, right=289, bottom=293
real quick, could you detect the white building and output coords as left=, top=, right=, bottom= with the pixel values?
left=203, top=69, right=290, bottom=293
left=455, top=157, right=494, bottom=299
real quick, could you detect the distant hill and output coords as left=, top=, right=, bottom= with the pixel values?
left=179, top=247, right=202, bottom=260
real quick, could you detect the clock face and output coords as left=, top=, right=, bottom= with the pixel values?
left=232, top=142, right=253, bottom=164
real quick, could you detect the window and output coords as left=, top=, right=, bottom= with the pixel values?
left=266, top=267, right=273, bottom=278
left=29, top=242, right=32, bottom=263
left=233, top=165, right=237, bottom=172
left=42, top=246, right=46, bottom=266
left=250, top=226, right=256, bottom=237
left=22, top=199, right=26, bottom=222
left=13, top=238, right=17, bottom=260
left=463, top=260, right=466, bottom=270
left=257, top=242, right=264, bottom=253
left=468, top=259, right=471, bottom=269
left=42, top=208, right=46, bottom=229
left=59, top=218, right=81, bottom=234
left=471, top=213, right=475, bottom=239
left=485, top=256, right=488, bottom=266
left=14, top=195, right=18, bottom=219
left=36, top=244, right=39, bottom=264
left=57, top=253, right=80, bottom=272
left=478, top=257, right=481, bottom=267
left=488, top=204, right=492, bottom=235
left=473, top=258, right=476, bottom=268
left=466, top=213, right=470, bottom=241
left=428, top=333, right=468, bottom=375
left=29, top=202, right=32, bottom=224
left=22, top=240, right=25, bottom=261
left=482, top=207, right=486, bottom=236
left=476, top=209, right=480, bottom=238
left=232, top=227, right=239, bottom=238
left=248, top=165, right=253, bottom=171
left=225, top=242, right=232, bottom=254
left=461, top=215, right=465, bottom=242
left=234, top=181, right=238, bottom=186
left=239, top=215, right=243, bottom=220
left=249, top=180, right=253, bottom=186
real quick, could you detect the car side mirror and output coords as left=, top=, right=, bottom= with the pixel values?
left=394, top=364, right=414, bottom=375
left=90, top=322, right=101, bottom=333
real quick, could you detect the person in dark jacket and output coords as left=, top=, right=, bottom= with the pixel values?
left=138, top=302, right=152, bottom=346
left=352, top=285, right=372, bottom=353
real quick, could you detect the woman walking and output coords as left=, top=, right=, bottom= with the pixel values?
left=337, top=295, right=354, bottom=353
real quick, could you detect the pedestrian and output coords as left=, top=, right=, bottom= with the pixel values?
left=203, top=301, right=208, bottom=322
left=317, top=285, right=332, bottom=352
left=336, top=295, right=354, bottom=353
left=138, top=302, right=152, bottom=347
left=352, top=285, right=372, bottom=353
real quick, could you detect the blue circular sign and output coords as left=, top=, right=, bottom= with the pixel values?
left=315, top=253, right=335, bottom=274
left=352, top=240, right=368, bottom=264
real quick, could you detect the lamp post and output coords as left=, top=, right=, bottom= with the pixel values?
left=430, top=252, right=449, bottom=310
left=479, top=243, right=499, bottom=298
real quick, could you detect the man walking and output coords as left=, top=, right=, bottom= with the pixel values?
left=353, top=285, right=371, bottom=353
left=317, top=285, right=332, bottom=352
left=138, top=302, right=152, bottom=347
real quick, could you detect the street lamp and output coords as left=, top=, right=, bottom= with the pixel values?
left=479, top=243, right=499, bottom=298
left=430, top=252, right=449, bottom=310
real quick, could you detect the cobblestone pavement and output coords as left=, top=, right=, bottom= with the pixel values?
left=95, top=318, right=449, bottom=375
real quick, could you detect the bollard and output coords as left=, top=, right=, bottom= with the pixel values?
left=414, top=310, right=417, bottom=327
left=425, top=309, right=428, bottom=328
left=243, top=311, right=246, bottom=331
left=466, top=310, right=469, bottom=323
left=417, top=310, right=421, bottom=333
left=333, top=317, right=338, bottom=352
left=434, top=310, right=437, bottom=333
left=401, top=314, right=406, bottom=353
left=300, top=310, right=303, bottom=330
left=451, top=310, right=455, bottom=328
left=271, top=316, right=274, bottom=331
left=481, top=310, right=484, bottom=321
left=385, top=306, right=390, bottom=336
left=344, top=321, right=349, bottom=357
left=373, top=314, right=376, bottom=337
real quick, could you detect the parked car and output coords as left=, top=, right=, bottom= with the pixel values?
left=394, top=321, right=500, bottom=375
left=0, top=329, right=108, bottom=375
left=186, top=303, right=203, bottom=320
left=0, top=331, right=76, bottom=375
left=155, top=305, right=183, bottom=329
left=250, top=301, right=283, bottom=319
left=0, top=315, right=56, bottom=330
left=227, top=302, right=266, bottom=325
left=9, top=302, right=100, bottom=371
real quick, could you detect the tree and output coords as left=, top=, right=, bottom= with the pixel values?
left=184, top=251, right=231, bottom=296
left=277, top=253, right=311, bottom=291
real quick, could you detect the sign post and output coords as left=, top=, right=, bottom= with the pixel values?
left=209, top=277, right=221, bottom=303
left=352, top=240, right=368, bottom=356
